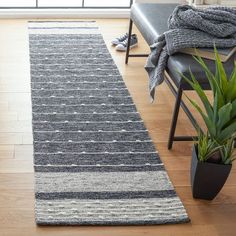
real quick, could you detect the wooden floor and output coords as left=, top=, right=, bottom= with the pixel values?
left=0, top=19, right=235, bottom=236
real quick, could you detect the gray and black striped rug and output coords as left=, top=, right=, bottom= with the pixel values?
left=29, top=21, right=189, bottom=225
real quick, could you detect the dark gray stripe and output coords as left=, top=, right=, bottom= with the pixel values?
left=30, top=58, right=113, bottom=65
left=30, top=69, right=121, bottom=77
left=31, top=89, right=129, bottom=97
left=31, top=61, right=112, bottom=67
left=33, top=121, right=146, bottom=131
left=37, top=218, right=190, bottom=226
left=36, top=190, right=177, bottom=200
left=30, top=44, right=107, bottom=49
left=35, top=165, right=164, bottom=172
left=29, top=49, right=108, bottom=54
left=31, top=75, right=122, bottom=83
left=33, top=142, right=156, bottom=153
left=31, top=64, right=114, bottom=71
left=31, top=82, right=126, bottom=90
left=30, top=53, right=111, bottom=60
left=32, top=96, right=132, bottom=105
left=32, top=104, right=136, bottom=114
left=32, top=113, right=140, bottom=122
left=33, top=130, right=150, bottom=142
left=34, top=152, right=161, bottom=165
left=30, top=41, right=105, bottom=47
left=29, top=35, right=103, bottom=42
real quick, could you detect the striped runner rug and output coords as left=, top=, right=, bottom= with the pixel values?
left=29, top=21, right=189, bottom=225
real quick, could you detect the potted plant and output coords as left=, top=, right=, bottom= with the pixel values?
left=181, top=48, right=236, bottom=200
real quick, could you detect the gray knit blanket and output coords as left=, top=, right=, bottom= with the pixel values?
left=145, top=5, right=236, bottom=100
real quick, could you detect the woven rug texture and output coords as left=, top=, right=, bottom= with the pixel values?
left=29, top=21, right=189, bottom=225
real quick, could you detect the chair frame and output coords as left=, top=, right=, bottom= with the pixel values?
left=125, top=19, right=202, bottom=149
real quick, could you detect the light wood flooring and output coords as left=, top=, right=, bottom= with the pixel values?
left=0, top=19, right=235, bottom=236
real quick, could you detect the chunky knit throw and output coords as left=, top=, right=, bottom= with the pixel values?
left=145, top=5, right=236, bottom=100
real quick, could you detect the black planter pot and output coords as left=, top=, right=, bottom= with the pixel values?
left=191, top=145, right=232, bottom=200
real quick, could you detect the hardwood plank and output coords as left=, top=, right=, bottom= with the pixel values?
left=176, top=186, right=236, bottom=205
left=0, top=121, right=31, bottom=132
left=22, top=133, right=33, bottom=144
left=0, top=133, right=23, bottom=145
left=0, top=145, right=14, bottom=159
left=0, top=189, right=34, bottom=208
left=0, top=173, right=34, bottom=190
left=0, top=159, right=33, bottom=173
left=14, top=144, right=33, bottom=160
left=0, top=224, right=223, bottom=236
left=167, top=170, right=236, bottom=187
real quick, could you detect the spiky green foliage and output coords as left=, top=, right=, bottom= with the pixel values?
left=197, top=131, right=222, bottom=162
left=181, top=47, right=236, bottom=164
left=220, top=136, right=236, bottom=164
left=181, top=48, right=236, bottom=144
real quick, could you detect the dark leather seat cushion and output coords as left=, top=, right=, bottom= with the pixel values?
left=131, top=3, right=236, bottom=90
left=167, top=53, right=235, bottom=90
left=131, top=3, right=177, bottom=45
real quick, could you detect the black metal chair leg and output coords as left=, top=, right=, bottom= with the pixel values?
left=168, top=86, right=183, bottom=150
left=125, top=19, right=133, bottom=64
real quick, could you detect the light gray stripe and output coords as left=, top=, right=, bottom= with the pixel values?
left=29, top=29, right=100, bottom=34
left=29, top=27, right=98, bottom=30
left=35, top=171, right=173, bottom=193
left=29, top=21, right=96, bottom=25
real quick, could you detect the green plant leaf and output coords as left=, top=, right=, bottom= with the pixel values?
left=181, top=69, right=214, bottom=120
left=189, top=69, right=214, bottom=120
left=186, top=96, right=216, bottom=138
left=216, top=103, right=232, bottom=132
left=226, top=64, right=236, bottom=102
left=231, top=99, right=236, bottom=119
left=193, top=55, right=216, bottom=93
left=219, top=120, right=236, bottom=142
left=214, top=47, right=228, bottom=95
left=194, top=55, right=225, bottom=108
left=213, top=90, right=219, bottom=124
left=220, top=136, right=236, bottom=164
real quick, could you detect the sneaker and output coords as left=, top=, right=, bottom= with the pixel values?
left=116, top=34, right=138, bottom=51
left=111, top=33, right=128, bottom=46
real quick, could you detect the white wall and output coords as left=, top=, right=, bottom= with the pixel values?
left=135, top=0, right=182, bottom=3
left=0, top=0, right=183, bottom=19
